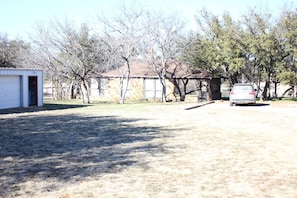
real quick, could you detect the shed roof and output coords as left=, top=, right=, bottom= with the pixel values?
left=97, top=61, right=212, bottom=79
left=0, top=67, right=43, bottom=76
left=0, top=67, right=43, bottom=71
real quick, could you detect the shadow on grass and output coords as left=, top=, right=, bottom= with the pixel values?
left=0, top=112, right=175, bottom=196
left=0, top=103, right=89, bottom=115
left=184, top=101, right=215, bottom=110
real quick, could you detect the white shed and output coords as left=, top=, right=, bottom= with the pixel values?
left=0, top=68, right=43, bottom=109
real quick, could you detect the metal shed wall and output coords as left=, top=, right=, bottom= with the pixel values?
left=0, top=68, right=43, bottom=109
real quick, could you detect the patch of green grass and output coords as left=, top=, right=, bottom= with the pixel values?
left=279, top=97, right=297, bottom=102
left=270, top=97, right=297, bottom=102
left=44, top=99, right=88, bottom=105
left=44, top=99, right=164, bottom=111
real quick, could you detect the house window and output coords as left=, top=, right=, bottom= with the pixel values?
left=100, top=78, right=108, bottom=96
left=144, top=78, right=162, bottom=99
left=93, top=78, right=108, bottom=97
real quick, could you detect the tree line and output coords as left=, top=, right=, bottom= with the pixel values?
left=184, top=7, right=297, bottom=100
left=1, top=3, right=297, bottom=103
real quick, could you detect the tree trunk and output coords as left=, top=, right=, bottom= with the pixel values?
left=230, top=73, right=238, bottom=85
left=206, top=80, right=212, bottom=101
left=119, top=67, right=130, bottom=104
left=160, top=76, right=167, bottom=103
left=273, top=81, right=278, bottom=98
left=69, top=81, right=75, bottom=99
left=261, top=81, right=270, bottom=101
left=80, top=80, right=90, bottom=104
left=168, top=78, right=189, bottom=102
left=181, top=79, right=189, bottom=102
left=53, top=80, right=63, bottom=100
left=119, top=77, right=124, bottom=104
left=168, top=78, right=181, bottom=101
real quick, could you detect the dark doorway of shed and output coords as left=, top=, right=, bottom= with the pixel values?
left=210, top=78, right=221, bottom=100
left=29, top=76, right=38, bottom=106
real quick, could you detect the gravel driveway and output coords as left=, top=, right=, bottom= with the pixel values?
left=0, top=101, right=296, bottom=197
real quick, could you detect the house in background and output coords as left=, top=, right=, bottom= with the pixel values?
left=0, top=68, right=43, bottom=109
left=90, top=61, right=220, bottom=102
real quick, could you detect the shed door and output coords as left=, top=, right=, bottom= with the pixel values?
left=0, top=75, right=21, bottom=109
left=29, top=76, right=38, bottom=106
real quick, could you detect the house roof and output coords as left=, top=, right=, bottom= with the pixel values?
left=97, top=61, right=212, bottom=79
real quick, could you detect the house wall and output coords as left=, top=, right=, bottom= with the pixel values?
left=90, top=78, right=124, bottom=102
left=91, top=77, right=177, bottom=102
left=127, top=78, right=146, bottom=101
left=91, top=77, right=223, bottom=103
left=0, top=68, right=43, bottom=109
left=106, top=78, right=122, bottom=101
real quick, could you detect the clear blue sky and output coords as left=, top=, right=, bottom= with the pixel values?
left=0, top=0, right=294, bottom=40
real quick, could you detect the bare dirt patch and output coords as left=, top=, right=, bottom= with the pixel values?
left=0, top=101, right=296, bottom=197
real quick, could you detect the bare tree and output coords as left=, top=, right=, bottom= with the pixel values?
left=30, top=19, right=107, bottom=103
left=144, top=11, right=187, bottom=102
left=29, top=23, right=65, bottom=99
left=0, top=34, right=31, bottom=68
left=98, top=3, right=147, bottom=104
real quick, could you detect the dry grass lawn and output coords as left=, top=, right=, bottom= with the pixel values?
left=0, top=101, right=297, bottom=197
